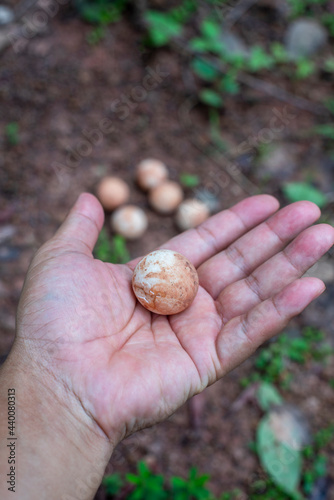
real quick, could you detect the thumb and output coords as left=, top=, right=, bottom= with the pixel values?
left=52, top=193, right=105, bottom=255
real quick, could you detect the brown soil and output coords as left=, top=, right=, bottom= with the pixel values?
left=1, top=5, right=334, bottom=498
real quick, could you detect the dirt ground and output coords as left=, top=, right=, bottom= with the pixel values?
left=1, top=4, right=334, bottom=498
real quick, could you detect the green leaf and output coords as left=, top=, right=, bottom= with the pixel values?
left=189, top=37, right=212, bottom=53
left=80, top=2, right=123, bottom=25
left=192, top=58, right=220, bottom=81
left=126, top=473, right=141, bottom=484
left=271, top=42, right=287, bottom=63
left=5, top=122, right=19, bottom=146
left=102, top=473, right=123, bottom=495
left=282, top=182, right=327, bottom=208
left=324, top=98, right=334, bottom=115
left=201, top=19, right=221, bottom=39
left=313, top=454, right=327, bottom=477
left=313, top=124, right=334, bottom=139
left=324, top=57, right=334, bottom=73
left=171, top=476, right=187, bottom=488
left=248, top=46, right=274, bottom=72
left=257, top=415, right=302, bottom=497
left=145, top=10, right=183, bottom=47
left=199, top=88, right=223, bottom=108
left=219, top=73, right=239, bottom=94
left=257, top=382, right=283, bottom=412
left=295, top=59, right=315, bottom=79
left=180, top=173, right=200, bottom=188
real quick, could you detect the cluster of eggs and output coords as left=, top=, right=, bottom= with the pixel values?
left=96, top=159, right=210, bottom=240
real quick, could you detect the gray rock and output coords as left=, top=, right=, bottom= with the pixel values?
left=194, top=187, right=220, bottom=212
left=285, top=19, right=328, bottom=59
left=257, top=143, right=297, bottom=180
left=0, top=225, right=16, bottom=244
left=304, top=257, right=334, bottom=284
left=0, top=5, right=14, bottom=25
left=221, top=31, right=249, bottom=58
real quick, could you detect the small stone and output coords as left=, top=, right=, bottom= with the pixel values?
left=0, top=312, right=15, bottom=332
left=0, top=5, right=14, bottom=25
left=257, top=143, right=297, bottom=180
left=0, top=225, right=16, bottom=244
left=221, top=31, right=249, bottom=57
left=0, top=246, right=20, bottom=262
left=304, top=258, right=334, bottom=283
left=285, top=19, right=328, bottom=59
left=194, top=188, right=220, bottom=212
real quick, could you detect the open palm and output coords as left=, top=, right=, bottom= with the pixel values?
left=16, top=193, right=334, bottom=445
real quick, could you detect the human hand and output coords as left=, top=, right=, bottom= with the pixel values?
left=2, top=193, right=333, bottom=500
left=15, top=193, right=334, bottom=444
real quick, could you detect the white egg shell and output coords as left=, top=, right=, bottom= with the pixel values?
left=175, top=199, right=210, bottom=231
left=111, top=205, right=148, bottom=240
left=132, top=249, right=199, bottom=315
left=136, top=159, right=168, bottom=191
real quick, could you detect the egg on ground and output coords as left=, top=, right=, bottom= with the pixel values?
left=149, top=181, right=183, bottom=214
left=136, top=158, right=168, bottom=191
left=111, top=205, right=148, bottom=240
left=97, top=176, right=130, bottom=211
left=175, top=199, right=210, bottom=231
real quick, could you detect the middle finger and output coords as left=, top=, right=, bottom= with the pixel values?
left=198, top=201, right=320, bottom=298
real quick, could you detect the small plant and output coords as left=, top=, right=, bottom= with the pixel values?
left=103, top=461, right=219, bottom=499
left=199, top=89, right=224, bottom=108
left=144, top=1, right=196, bottom=47
left=286, top=0, right=328, bottom=17
left=170, top=467, right=211, bottom=500
left=295, top=59, right=316, bottom=79
left=75, top=0, right=128, bottom=43
left=322, top=12, right=334, bottom=35
left=180, top=173, right=200, bottom=188
left=219, top=491, right=242, bottom=500
left=248, top=46, right=274, bottom=72
left=250, top=478, right=294, bottom=500
left=282, top=182, right=327, bottom=208
left=242, top=327, right=332, bottom=388
left=126, top=461, right=168, bottom=500
left=75, top=0, right=127, bottom=25
left=313, top=123, right=334, bottom=140
left=5, top=122, right=19, bottom=146
left=302, top=425, right=334, bottom=495
left=94, top=228, right=130, bottom=264
left=102, top=472, right=123, bottom=496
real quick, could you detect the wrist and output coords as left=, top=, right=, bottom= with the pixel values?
left=0, top=340, right=113, bottom=499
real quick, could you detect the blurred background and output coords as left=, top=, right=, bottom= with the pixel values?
left=1, top=0, right=334, bottom=498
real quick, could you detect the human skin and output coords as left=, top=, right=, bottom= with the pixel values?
left=0, top=193, right=333, bottom=500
